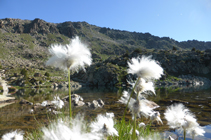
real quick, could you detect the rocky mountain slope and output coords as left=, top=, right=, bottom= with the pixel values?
left=72, top=49, right=211, bottom=86
left=0, top=18, right=211, bottom=87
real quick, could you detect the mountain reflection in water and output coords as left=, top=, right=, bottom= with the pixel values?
left=0, top=85, right=210, bottom=139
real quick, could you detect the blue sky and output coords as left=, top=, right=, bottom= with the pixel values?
left=0, top=0, right=210, bottom=42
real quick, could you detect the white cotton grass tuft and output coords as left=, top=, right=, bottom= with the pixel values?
left=129, top=128, right=140, bottom=136
left=139, top=122, right=145, bottom=128
left=42, top=114, right=102, bottom=140
left=149, top=111, right=163, bottom=125
left=164, top=103, right=192, bottom=129
left=127, top=56, right=163, bottom=80
left=2, top=130, right=24, bottom=140
left=164, top=103, right=205, bottom=137
left=118, top=91, right=154, bottom=119
left=90, top=113, right=118, bottom=137
left=128, top=78, right=155, bottom=95
left=46, top=36, right=92, bottom=72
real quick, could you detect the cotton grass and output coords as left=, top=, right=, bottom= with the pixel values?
left=46, top=36, right=92, bottom=72
left=127, top=56, right=163, bottom=80
left=2, top=130, right=24, bottom=140
left=120, top=55, right=163, bottom=139
left=164, top=103, right=205, bottom=139
left=46, top=36, right=92, bottom=118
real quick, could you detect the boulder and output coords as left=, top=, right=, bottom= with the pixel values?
left=97, top=98, right=104, bottom=107
left=90, top=100, right=99, bottom=109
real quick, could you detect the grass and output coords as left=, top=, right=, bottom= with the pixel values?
left=46, top=33, right=69, bottom=46
left=19, top=34, right=35, bottom=49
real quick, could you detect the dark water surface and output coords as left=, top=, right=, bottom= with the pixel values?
left=0, top=85, right=211, bottom=139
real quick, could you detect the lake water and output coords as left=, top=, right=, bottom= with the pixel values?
left=0, top=85, right=211, bottom=139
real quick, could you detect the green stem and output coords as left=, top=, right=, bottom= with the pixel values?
left=119, top=77, right=140, bottom=140
left=184, top=129, right=186, bottom=140
left=132, top=113, right=137, bottom=140
left=68, top=68, right=72, bottom=118
left=192, top=134, right=195, bottom=140
left=122, top=77, right=140, bottom=120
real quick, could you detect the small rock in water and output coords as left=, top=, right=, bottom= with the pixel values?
left=97, top=98, right=104, bottom=107
left=90, top=100, right=99, bottom=109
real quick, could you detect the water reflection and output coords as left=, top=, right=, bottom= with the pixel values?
left=0, top=85, right=210, bottom=139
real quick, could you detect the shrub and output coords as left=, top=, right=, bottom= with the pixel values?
left=172, top=46, right=177, bottom=51
left=20, top=68, right=28, bottom=77
left=122, top=51, right=129, bottom=58
left=44, top=72, right=50, bottom=77
left=133, top=48, right=142, bottom=53
left=191, top=47, right=196, bottom=52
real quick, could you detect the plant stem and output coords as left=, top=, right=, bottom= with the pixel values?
left=68, top=68, right=72, bottom=118
left=132, top=113, right=137, bottom=140
left=119, top=77, right=140, bottom=140
left=122, top=77, right=140, bottom=120
left=184, top=129, right=186, bottom=140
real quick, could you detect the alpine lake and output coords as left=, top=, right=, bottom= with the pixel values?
left=0, top=84, right=211, bottom=140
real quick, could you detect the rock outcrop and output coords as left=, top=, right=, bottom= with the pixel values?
left=72, top=50, right=211, bottom=87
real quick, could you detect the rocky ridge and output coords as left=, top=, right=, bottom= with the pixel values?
left=72, top=50, right=211, bottom=87
left=0, top=18, right=211, bottom=89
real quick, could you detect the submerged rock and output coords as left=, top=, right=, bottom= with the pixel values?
left=89, top=99, right=105, bottom=109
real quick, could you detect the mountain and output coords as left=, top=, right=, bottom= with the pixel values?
left=0, top=18, right=211, bottom=58
left=1, top=18, right=211, bottom=87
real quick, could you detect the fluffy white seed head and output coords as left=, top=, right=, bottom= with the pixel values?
left=46, top=36, right=92, bottom=72
left=42, top=114, right=101, bottom=140
left=118, top=91, right=153, bottom=119
left=191, top=126, right=205, bottom=137
left=129, top=128, right=139, bottom=136
left=127, top=56, right=163, bottom=80
left=164, top=103, right=192, bottom=129
left=90, top=113, right=118, bottom=137
left=164, top=103, right=205, bottom=137
left=149, top=111, right=163, bottom=125
left=2, top=130, right=24, bottom=140
left=134, top=78, right=155, bottom=95
left=139, top=122, right=145, bottom=128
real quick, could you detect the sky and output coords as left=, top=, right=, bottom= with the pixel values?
left=0, top=0, right=210, bottom=42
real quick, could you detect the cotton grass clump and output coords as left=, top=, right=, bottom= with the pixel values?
left=127, top=56, right=163, bottom=80
left=2, top=130, right=24, bottom=140
left=46, top=36, right=92, bottom=72
left=46, top=36, right=92, bottom=118
left=90, top=113, right=118, bottom=137
left=164, top=103, right=205, bottom=139
left=42, top=114, right=102, bottom=140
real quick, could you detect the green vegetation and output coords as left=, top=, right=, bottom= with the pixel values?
left=20, top=68, right=28, bottom=77
left=172, top=46, right=177, bottom=51
left=191, top=47, right=196, bottom=52
left=0, top=62, right=2, bottom=69
left=44, top=72, right=50, bottom=77
left=165, top=75, right=182, bottom=82
left=19, top=33, right=35, bottom=49
left=133, top=48, right=142, bottom=53
left=46, top=33, right=69, bottom=46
